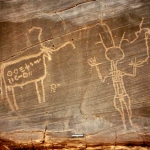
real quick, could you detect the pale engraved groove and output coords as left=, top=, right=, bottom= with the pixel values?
left=11, top=87, right=19, bottom=110
left=122, top=17, right=150, bottom=65
left=87, top=18, right=150, bottom=130
left=101, top=20, right=115, bottom=46
left=1, top=26, right=75, bottom=111
left=35, top=81, right=42, bottom=104
left=5, top=86, right=15, bottom=111
left=41, top=79, right=45, bottom=103
left=119, top=32, right=126, bottom=48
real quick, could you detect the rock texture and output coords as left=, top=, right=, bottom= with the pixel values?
left=0, top=0, right=150, bottom=149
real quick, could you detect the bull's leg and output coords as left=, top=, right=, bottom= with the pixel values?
left=114, top=96, right=126, bottom=130
left=11, top=87, right=19, bottom=110
left=41, top=79, right=45, bottom=102
left=35, top=81, right=42, bottom=103
left=5, top=87, right=15, bottom=111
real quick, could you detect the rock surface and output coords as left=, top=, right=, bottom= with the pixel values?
left=0, top=0, right=150, bottom=149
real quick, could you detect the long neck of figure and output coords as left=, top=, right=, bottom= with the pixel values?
left=111, top=61, right=117, bottom=71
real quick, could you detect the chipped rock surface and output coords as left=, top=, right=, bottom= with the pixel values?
left=0, top=0, right=150, bottom=149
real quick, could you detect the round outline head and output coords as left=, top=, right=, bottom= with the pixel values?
left=105, top=46, right=124, bottom=62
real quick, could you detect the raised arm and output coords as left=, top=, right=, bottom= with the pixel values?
left=123, top=58, right=142, bottom=77
left=88, top=57, right=111, bottom=82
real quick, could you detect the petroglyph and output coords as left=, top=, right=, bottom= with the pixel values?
left=50, top=83, right=61, bottom=93
left=88, top=18, right=150, bottom=130
left=1, top=27, right=75, bottom=112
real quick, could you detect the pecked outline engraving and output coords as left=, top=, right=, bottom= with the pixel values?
left=1, top=27, right=75, bottom=112
left=88, top=18, right=150, bottom=130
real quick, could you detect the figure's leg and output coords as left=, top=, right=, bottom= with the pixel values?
left=123, top=95, right=133, bottom=127
left=41, top=79, right=45, bottom=103
left=114, top=96, right=126, bottom=130
left=35, top=81, right=42, bottom=103
left=11, top=87, right=19, bottom=110
left=5, top=87, right=15, bottom=111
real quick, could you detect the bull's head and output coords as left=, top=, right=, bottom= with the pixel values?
left=28, top=26, right=75, bottom=61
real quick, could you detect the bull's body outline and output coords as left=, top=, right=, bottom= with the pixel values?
left=1, top=27, right=75, bottom=111
left=1, top=52, right=47, bottom=111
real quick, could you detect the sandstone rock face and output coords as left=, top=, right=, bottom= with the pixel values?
left=0, top=0, right=150, bottom=149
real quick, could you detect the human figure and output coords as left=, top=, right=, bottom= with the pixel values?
left=88, top=19, right=149, bottom=130
left=88, top=50, right=140, bottom=130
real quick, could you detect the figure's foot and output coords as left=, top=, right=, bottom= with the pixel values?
left=125, top=122, right=140, bottom=131
left=131, top=123, right=140, bottom=129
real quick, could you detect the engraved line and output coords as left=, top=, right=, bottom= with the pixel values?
left=120, top=98, right=126, bottom=130
left=5, top=86, right=15, bottom=111
left=123, top=98, right=133, bottom=127
left=119, top=32, right=126, bottom=48
left=1, top=70, right=15, bottom=111
left=11, top=87, right=19, bottom=110
left=101, top=20, right=115, bottom=46
left=41, top=79, right=45, bottom=103
left=35, top=82, right=42, bottom=103
left=51, top=41, right=75, bottom=52
left=96, top=33, right=108, bottom=50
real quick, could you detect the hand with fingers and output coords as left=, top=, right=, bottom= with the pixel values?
left=129, top=58, right=143, bottom=68
left=88, top=57, right=101, bottom=67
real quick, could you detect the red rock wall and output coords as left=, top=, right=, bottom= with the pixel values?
left=0, top=0, right=150, bottom=149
